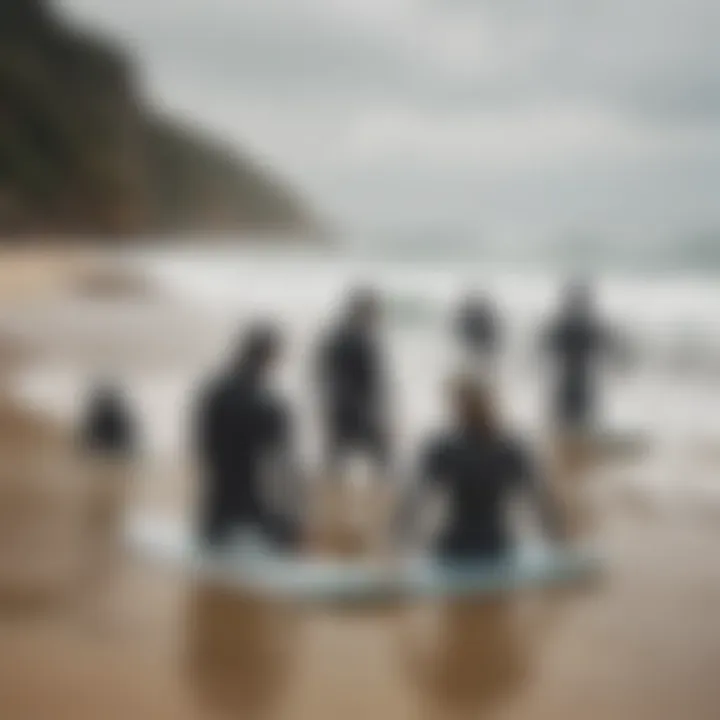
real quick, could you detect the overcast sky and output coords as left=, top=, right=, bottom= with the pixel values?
left=59, top=0, right=720, bottom=237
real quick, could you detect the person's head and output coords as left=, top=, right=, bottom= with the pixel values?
left=449, top=375, right=499, bottom=437
left=89, top=379, right=126, bottom=409
left=234, top=323, right=282, bottom=376
left=461, top=293, right=491, bottom=313
left=563, top=279, right=594, bottom=316
left=346, top=287, right=381, bottom=330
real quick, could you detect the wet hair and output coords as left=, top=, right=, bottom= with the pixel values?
left=449, top=375, right=499, bottom=437
left=347, top=287, right=380, bottom=325
left=565, top=279, right=593, bottom=309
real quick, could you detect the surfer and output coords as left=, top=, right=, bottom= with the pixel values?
left=81, top=381, right=137, bottom=458
left=543, top=280, right=621, bottom=530
left=317, top=288, right=391, bottom=478
left=454, top=293, right=501, bottom=381
left=545, top=280, right=612, bottom=434
left=195, top=324, right=301, bottom=549
left=80, top=381, right=139, bottom=568
left=406, top=377, right=564, bottom=561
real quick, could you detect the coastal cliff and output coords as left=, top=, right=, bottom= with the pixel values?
left=0, top=0, right=313, bottom=238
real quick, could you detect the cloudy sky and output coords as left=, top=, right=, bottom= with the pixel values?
left=59, top=0, right=720, bottom=237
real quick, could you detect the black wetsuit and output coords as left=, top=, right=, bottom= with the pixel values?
left=319, top=323, right=388, bottom=468
left=422, top=430, right=558, bottom=560
left=82, top=389, right=137, bottom=457
left=196, top=368, right=296, bottom=548
left=456, top=300, right=499, bottom=355
left=547, top=314, right=606, bottom=429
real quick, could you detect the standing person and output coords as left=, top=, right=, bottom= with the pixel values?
left=401, top=377, right=563, bottom=561
left=544, top=281, right=616, bottom=529
left=317, top=288, right=391, bottom=478
left=454, top=294, right=501, bottom=382
left=82, top=381, right=137, bottom=458
left=80, top=381, right=139, bottom=569
left=195, top=325, right=301, bottom=550
left=545, top=281, right=610, bottom=435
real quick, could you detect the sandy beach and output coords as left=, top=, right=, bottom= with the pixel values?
left=1, top=249, right=720, bottom=720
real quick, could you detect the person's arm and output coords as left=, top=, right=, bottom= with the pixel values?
left=260, top=402, right=306, bottom=526
left=538, top=321, right=562, bottom=377
left=193, top=382, right=218, bottom=467
left=528, top=473, right=566, bottom=543
left=364, top=336, right=393, bottom=440
left=488, top=307, right=501, bottom=352
left=513, top=444, right=566, bottom=543
left=600, top=322, right=636, bottom=371
left=393, top=440, right=451, bottom=552
left=315, top=335, right=334, bottom=402
left=545, top=319, right=565, bottom=355
left=116, top=403, right=139, bottom=457
left=79, top=400, right=100, bottom=454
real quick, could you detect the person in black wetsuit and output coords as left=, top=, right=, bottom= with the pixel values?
left=317, top=288, right=390, bottom=475
left=456, top=294, right=500, bottom=356
left=195, top=325, right=300, bottom=549
left=80, top=382, right=139, bottom=566
left=545, top=281, right=610, bottom=433
left=455, top=294, right=501, bottom=380
left=415, top=377, right=563, bottom=561
left=81, top=382, right=137, bottom=458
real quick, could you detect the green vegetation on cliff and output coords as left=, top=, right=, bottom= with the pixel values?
left=142, top=115, right=310, bottom=233
left=0, top=0, right=313, bottom=237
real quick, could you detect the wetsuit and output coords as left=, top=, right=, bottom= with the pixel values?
left=421, top=430, right=559, bottom=560
left=82, top=388, right=137, bottom=457
left=196, top=368, right=297, bottom=548
left=318, top=323, right=389, bottom=470
left=547, top=314, right=606, bottom=430
left=455, top=299, right=501, bottom=382
left=456, top=300, right=499, bottom=356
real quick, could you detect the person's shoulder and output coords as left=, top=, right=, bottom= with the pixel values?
left=254, top=387, right=289, bottom=437
left=498, top=430, right=523, bottom=447
left=260, top=386, right=287, bottom=413
left=424, top=430, right=461, bottom=460
left=494, top=431, right=528, bottom=456
left=545, top=317, right=564, bottom=346
left=418, top=431, right=455, bottom=478
left=496, top=432, right=533, bottom=475
left=319, top=325, right=336, bottom=347
left=201, top=370, right=253, bottom=411
left=197, top=372, right=226, bottom=405
left=322, top=324, right=349, bottom=354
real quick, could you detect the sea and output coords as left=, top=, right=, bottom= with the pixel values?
left=10, top=233, right=720, bottom=503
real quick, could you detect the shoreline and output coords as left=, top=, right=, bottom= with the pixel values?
left=0, top=246, right=161, bottom=306
left=0, top=246, right=720, bottom=718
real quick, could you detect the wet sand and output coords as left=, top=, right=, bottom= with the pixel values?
left=0, top=247, right=102, bottom=307
left=1, top=413, right=719, bottom=720
left=1, top=500, right=720, bottom=720
left=1, top=264, right=720, bottom=719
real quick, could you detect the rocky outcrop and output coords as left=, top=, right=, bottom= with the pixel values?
left=0, top=0, right=313, bottom=238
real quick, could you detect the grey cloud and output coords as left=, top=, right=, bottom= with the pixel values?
left=57, top=0, right=720, bottom=230
left=61, top=0, right=720, bottom=120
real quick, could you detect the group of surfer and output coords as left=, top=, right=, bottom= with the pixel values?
left=186, top=281, right=611, bottom=560
left=80, top=281, right=612, bottom=561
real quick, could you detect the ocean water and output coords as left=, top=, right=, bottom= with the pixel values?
left=130, top=245, right=720, bottom=451
left=14, top=243, right=720, bottom=496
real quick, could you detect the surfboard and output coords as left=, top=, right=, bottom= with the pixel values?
left=125, top=514, right=600, bottom=603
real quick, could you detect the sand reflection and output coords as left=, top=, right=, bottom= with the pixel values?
left=183, top=585, right=301, bottom=720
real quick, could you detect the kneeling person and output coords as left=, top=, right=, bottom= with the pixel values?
left=195, top=325, right=302, bottom=550
left=415, top=378, right=563, bottom=561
